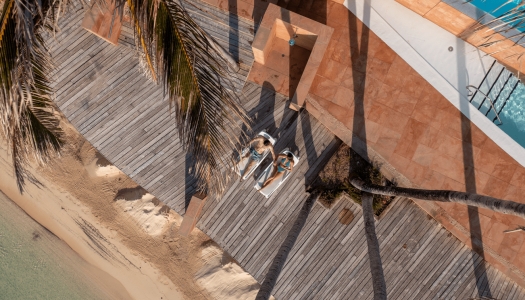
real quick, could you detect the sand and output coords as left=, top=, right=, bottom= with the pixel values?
left=0, top=118, right=267, bottom=300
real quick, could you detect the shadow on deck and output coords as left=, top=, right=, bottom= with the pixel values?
left=48, top=0, right=525, bottom=299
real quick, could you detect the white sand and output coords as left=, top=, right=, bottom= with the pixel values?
left=196, top=245, right=275, bottom=300
left=0, top=142, right=184, bottom=300
left=0, top=120, right=268, bottom=300
left=115, top=190, right=172, bottom=236
left=86, top=157, right=124, bottom=178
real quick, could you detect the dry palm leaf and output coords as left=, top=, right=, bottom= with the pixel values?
left=108, top=0, right=251, bottom=198
left=0, top=0, right=65, bottom=192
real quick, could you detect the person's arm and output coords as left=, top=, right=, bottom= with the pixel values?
left=247, top=136, right=263, bottom=146
left=288, top=161, right=294, bottom=172
left=273, top=153, right=285, bottom=165
left=269, top=146, right=276, bottom=162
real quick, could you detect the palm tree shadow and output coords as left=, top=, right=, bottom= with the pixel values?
left=247, top=81, right=279, bottom=137
left=456, top=41, right=493, bottom=297
left=256, top=193, right=318, bottom=299
left=228, top=0, right=240, bottom=63
left=255, top=3, right=329, bottom=298
left=346, top=2, right=387, bottom=297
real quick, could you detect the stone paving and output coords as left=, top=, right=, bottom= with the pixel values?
left=200, top=0, right=525, bottom=288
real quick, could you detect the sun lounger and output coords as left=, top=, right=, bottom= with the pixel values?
left=254, top=149, right=299, bottom=198
left=235, top=131, right=276, bottom=180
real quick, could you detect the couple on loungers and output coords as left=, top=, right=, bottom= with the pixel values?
left=243, top=134, right=294, bottom=189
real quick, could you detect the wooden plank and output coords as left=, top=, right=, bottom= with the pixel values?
left=327, top=202, right=419, bottom=299
left=385, top=225, right=446, bottom=298
left=275, top=204, right=350, bottom=297
left=356, top=208, right=433, bottom=299
left=418, top=244, right=473, bottom=299
left=50, top=1, right=525, bottom=298
left=325, top=202, right=420, bottom=299
left=310, top=203, right=394, bottom=299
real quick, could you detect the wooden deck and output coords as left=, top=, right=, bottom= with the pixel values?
left=49, top=1, right=525, bottom=299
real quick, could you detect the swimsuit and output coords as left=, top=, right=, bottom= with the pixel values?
left=277, top=158, right=291, bottom=172
left=250, top=147, right=263, bottom=161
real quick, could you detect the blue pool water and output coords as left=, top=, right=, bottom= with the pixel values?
left=472, top=69, right=525, bottom=147
left=469, top=0, right=525, bottom=31
left=495, top=84, right=525, bottom=147
left=465, top=1, right=525, bottom=147
left=469, top=0, right=521, bottom=16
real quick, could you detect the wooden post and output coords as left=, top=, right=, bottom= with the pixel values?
left=179, top=193, right=208, bottom=236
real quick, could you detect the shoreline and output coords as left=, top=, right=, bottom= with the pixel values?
left=0, top=190, right=129, bottom=300
left=0, top=121, right=267, bottom=299
left=0, top=141, right=184, bottom=300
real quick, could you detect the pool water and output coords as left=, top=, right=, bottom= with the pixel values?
left=469, top=0, right=521, bottom=16
left=464, top=2, right=525, bottom=148
left=469, top=0, right=525, bottom=31
left=494, top=84, right=525, bottom=147
left=471, top=68, right=525, bottom=147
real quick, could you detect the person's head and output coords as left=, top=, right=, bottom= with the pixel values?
left=287, top=153, right=294, bottom=160
left=263, top=139, right=271, bottom=146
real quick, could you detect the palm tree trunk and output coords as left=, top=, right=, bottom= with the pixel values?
left=256, top=194, right=316, bottom=300
left=362, top=193, right=387, bottom=300
left=349, top=176, right=525, bottom=219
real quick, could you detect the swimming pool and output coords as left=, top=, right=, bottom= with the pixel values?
left=469, top=0, right=525, bottom=31
left=469, top=63, right=525, bottom=147
left=469, top=0, right=520, bottom=15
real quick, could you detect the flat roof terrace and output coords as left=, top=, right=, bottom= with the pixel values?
left=49, top=0, right=525, bottom=298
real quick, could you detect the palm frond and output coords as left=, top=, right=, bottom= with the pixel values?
left=465, top=1, right=525, bottom=58
left=113, top=0, right=250, bottom=198
left=0, top=0, right=63, bottom=192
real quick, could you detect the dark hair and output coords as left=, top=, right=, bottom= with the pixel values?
left=287, top=153, right=293, bottom=159
left=263, top=139, right=271, bottom=146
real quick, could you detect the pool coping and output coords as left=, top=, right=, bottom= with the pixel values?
left=443, top=0, right=525, bottom=44
left=345, top=0, right=525, bottom=169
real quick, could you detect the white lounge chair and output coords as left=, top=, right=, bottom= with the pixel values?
left=254, top=149, right=299, bottom=198
left=234, top=131, right=276, bottom=181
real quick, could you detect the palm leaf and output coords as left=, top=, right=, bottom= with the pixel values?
left=0, top=0, right=63, bottom=192
left=112, top=0, right=250, bottom=198
left=465, top=1, right=525, bottom=56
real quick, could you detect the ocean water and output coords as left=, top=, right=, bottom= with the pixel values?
left=0, top=191, right=111, bottom=300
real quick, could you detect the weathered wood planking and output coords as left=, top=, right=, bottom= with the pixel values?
left=49, top=1, right=525, bottom=299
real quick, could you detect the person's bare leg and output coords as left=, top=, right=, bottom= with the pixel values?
left=261, top=166, right=277, bottom=187
left=262, top=171, right=284, bottom=189
left=244, top=158, right=257, bottom=178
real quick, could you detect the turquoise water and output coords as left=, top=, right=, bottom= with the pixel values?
left=496, top=84, right=525, bottom=147
left=469, top=0, right=521, bottom=15
left=470, top=0, right=525, bottom=31
left=0, top=192, right=110, bottom=300
left=468, top=1, right=525, bottom=146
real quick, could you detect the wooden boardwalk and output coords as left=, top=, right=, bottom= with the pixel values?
left=49, top=1, right=525, bottom=299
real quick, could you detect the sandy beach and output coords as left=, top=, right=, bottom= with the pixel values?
left=0, top=117, right=265, bottom=299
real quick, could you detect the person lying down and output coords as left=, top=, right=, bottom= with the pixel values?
left=261, top=153, right=295, bottom=189
left=241, top=135, right=276, bottom=180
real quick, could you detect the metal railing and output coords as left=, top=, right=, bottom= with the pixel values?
left=466, top=85, right=503, bottom=125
